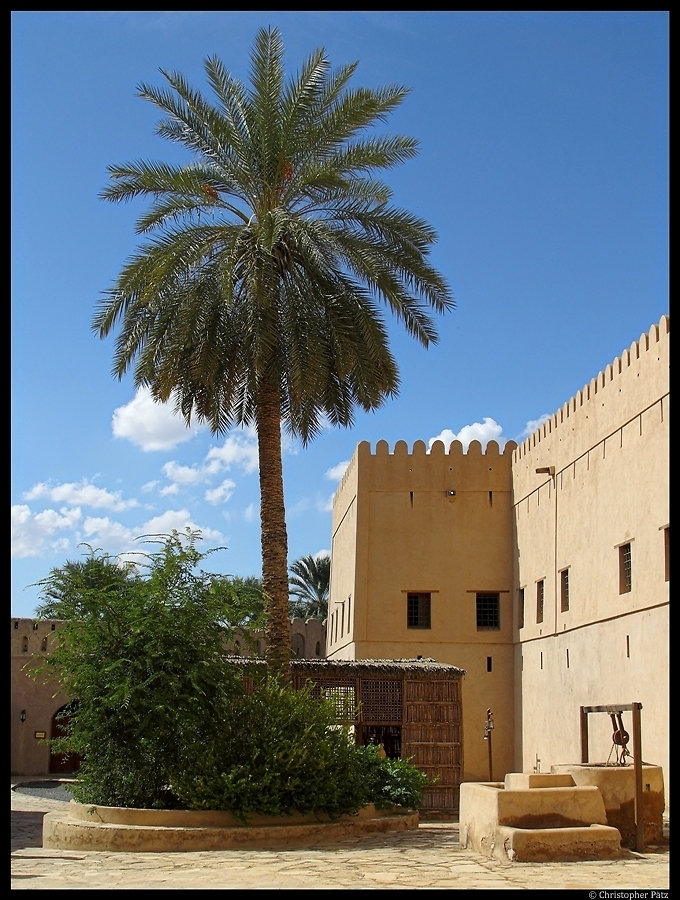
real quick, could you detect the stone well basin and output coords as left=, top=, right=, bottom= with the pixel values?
left=551, top=763, right=665, bottom=847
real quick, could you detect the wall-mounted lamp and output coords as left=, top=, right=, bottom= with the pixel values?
left=20, top=710, right=26, bottom=724
left=535, top=467, right=555, bottom=476
left=446, top=490, right=456, bottom=497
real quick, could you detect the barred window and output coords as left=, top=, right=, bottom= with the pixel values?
left=407, top=593, right=431, bottom=629
left=560, top=568, right=570, bottom=612
left=476, top=593, right=500, bottom=630
left=619, top=543, right=632, bottom=594
left=536, top=580, right=544, bottom=624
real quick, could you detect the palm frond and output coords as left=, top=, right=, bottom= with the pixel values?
left=96, top=29, right=454, bottom=672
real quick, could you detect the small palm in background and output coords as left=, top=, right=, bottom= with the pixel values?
left=288, top=555, right=330, bottom=621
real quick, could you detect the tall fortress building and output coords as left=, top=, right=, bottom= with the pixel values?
left=327, top=316, right=669, bottom=798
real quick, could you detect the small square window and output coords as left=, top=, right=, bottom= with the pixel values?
left=407, top=593, right=431, bottom=629
left=560, top=569, right=570, bottom=612
left=476, top=593, right=500, bottom=630
left=536, top=580, right=544, bottom=624
left=619, top=543, right=632, bottom=594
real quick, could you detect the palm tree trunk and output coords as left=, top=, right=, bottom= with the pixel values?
left=255, top=379, right=291, bottom=680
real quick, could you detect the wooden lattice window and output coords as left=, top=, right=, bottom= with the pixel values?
left=536, top=579, right=545, bottom=623
left=560, top=568, right=570, bottom=612
left=304, top=677, right=358, bottom=723
left=361, top=678, right=403, bottom=723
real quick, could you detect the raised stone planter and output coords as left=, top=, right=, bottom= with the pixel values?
left=43, top=801, right=418, bottom=852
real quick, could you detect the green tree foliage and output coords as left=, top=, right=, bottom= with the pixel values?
left=289, top=554, right=330, bottom=620
left=170, top=679, right=430, bottom=819
left=93, top=27, right=453, bottom=678
left=32, top=531, right=243, bottom=808
left=31, top=533, right=431, bottom=814
left=34, top=550, right=136, bottom=621
left=209, top=574, right=265, bottom=630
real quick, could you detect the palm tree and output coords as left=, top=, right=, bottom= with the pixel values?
left=289, top=554, right=330, bottom=621
left=93, top=28, right=453, bottom=678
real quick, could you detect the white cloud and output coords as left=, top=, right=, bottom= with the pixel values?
left=428, top=428, right=458, bottom=449
left=325, top=459, right=350, bottom=481
left=517, top=414, right=551, bottom=442
left=24, top=479, right=138, bottom=512
left=204, top=479, right=236, bottom=505
left=141, top=510, right=223, bottom=542
left=112, top=387, right=206, bottom=452
left=205, top=429, right=259, bottom=475
left=161, top=461, right=204, bottom=486
left=313, top=548, right=331, bottom=560
left=289, top=497, right=312, bottom=517
left=319, top=493, right=335, bottom=513
left=159, top=432, right=258, bottom=497
left=429, top=418, right=506, bottom=452
left=82, top=509, right=224, bottom=556
left=11, top=504, right=82, bottom=558
left=81, top=515, right=134, bottom=548
left=244, top=502, right=257, bottom=523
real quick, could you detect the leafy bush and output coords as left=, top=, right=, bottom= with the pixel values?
left=170, top=679, right=368, bottom=819
left=170, top=679, right=430, bottom=820
left=32, top=532, right=432, bottom=815
left=361, top=750, right=431, bottom=810
left=32, top=532, right=243, bottom=809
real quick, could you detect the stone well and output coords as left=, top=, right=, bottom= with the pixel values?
left=459, top=774, right=622, bottom=863
left=551, top=763, right=665, bottom=848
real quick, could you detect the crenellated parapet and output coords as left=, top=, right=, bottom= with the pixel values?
left=512, top=315, right=669, bottom=477
left=340, top=438, right=516, bottom=500
left=225, top=617, right=327, bottom=660
left=11, top=618, right=64, bottom=657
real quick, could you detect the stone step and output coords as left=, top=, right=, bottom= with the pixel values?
left=495, top=823, right=622, bottom=862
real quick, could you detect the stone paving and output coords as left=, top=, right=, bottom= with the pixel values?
left=11, top=778, right=670, bottom=891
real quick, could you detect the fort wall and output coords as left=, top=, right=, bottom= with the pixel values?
left=510, top=317, right=669, bottom=789
left=328, top=440, right=518, bottom=782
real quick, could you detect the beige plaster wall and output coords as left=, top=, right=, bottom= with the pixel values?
left=328, top=439, right=517, bottom=782
left=513, top=315, right=669, bottom=796
left=330, top=315, right=668, bottom=800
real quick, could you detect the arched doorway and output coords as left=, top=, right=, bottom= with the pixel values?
left=49, top=702, right=82, bottom=774
left=291, top=633, right=305, bottom=658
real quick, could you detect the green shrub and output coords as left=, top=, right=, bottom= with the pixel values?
left=170, top=679, right=432, bottom=820
left=32, top=532, right=243, bottom=809
left=171, top=679, right=372, bottom=820
left=32, top=533, right=432, bottom=816
left=362, top=750, right=431, bottom=810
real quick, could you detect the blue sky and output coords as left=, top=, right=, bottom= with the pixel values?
left=11, top=11, right=668, bottom=617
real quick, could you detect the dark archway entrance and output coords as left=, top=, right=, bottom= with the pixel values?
left=49, top=702, right=82, bottom=774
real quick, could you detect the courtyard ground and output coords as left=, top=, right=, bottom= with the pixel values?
left=11, top=776, right=669, bottom=891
